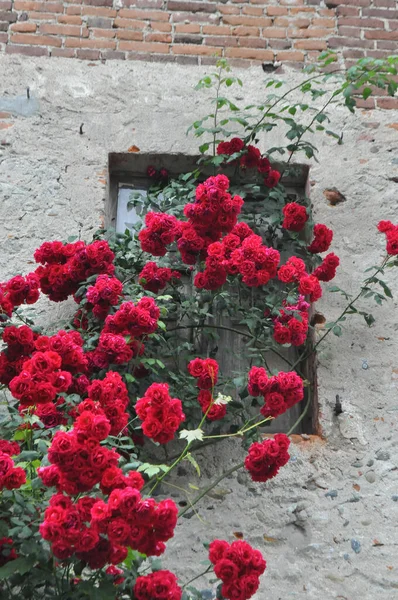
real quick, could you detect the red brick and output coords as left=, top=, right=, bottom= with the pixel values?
left=10, top=22, right=37, bottom=32
left=101, top=50, right=126, bottom=59
left=312, top=18, right=335, bottom=28
left=58, top=15, right=83, bottom=24
left=377, top=40, right=398, bottom=49
left=27, top=11, right=60, bottom=19
left=0, top=122, right=14, bottom=130
left=81, top=7, right=116, bottom=17
left=266, top=6, right=288, bottom=16
left=175, top=23, right=200, bottom=33
left=122, top=0, right=163, bottom=7
left=0, top=1, right=12, bottom=9
left=280, top=0, right=307, bottom=4
left=238, top=36, right=266, bottom=48
left=67, top=6, right=82, bottom=15
left=39, top=24, right=83, bottom=36
left=113, top=18, right=146, bottom=29
left=225, top=47, right=273, bottom=60
left=328, top=37, right=374, bottom=48
left=175, top=33, right=203, bottom=44
left=261, top=28, right=287, bottom=38
left=11, top=33, right=62, bottom=46
left=51, top=48, right=75, bottom=57
left=115, top=29, right=144, bottom=40
left=91, top=27, right=116, bottom=38
left=343, top=49, right=364, bottom=58
left=145, top=32, right=172, bottom=42
left=374, top=0, right=396, bottom=5
left=355, top=97, right=376, bottom=109
left=172, top=43, right=221, bottom=55
left=167, top=1, right=215, bottom=12
left=0, top=112, right=11, bottom=118
left=242, top=6, right=263, bottom=16
left=222, top=15, right=272, bottom=27
left=202, top=25, right=230, bottom=35
left=119, top=40, right=170, bottom=52
left=0, top=31, right=8, bottom=41
left=6, top=43, right=49, bottom=55
left=290, top=7, right=315, bottom=13
left=204, top=35, right=238, bottom=46
left=290, top=27, right=332, bottom=38
left=363, top=8, right=398, bottom=18
left=339, top=17, right=384, bottom=28
left=76, top=48, right=100, bottom=59
left=277, top=50, right=304, bottom=61
left=217, top=5, right=240, bottom=15
left=14, top=1, right=63, bottom=12
left=65, top=37, right=116, bottom=48
left=324, top=0, right=370, bottom=6
left=292, top=18, right=311, bottom=28
left=274, top=17, right=289, bottom=27
left=150, top=22, right=172, bottom=31
left=83, top=0, right=113, bottom=5
left=336, top=6, right=360, bottom=16
left=0, top=10, right=16, bottom=22
left=295, top=39, right=327, bottom=49
left=365, top=30, right=398, bottom=40
left=232, top=26, right=259, bottom=37
left=390, top=20, right=398, bottom=30
left=269, top=39, right=291, bottom=49
left=338, top=26, right=362, bottom=37
left=118, top=8, right=169, bottom=21
left=319, top=8, right=335, bottom=17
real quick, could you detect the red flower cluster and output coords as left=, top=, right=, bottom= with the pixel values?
left=282, top=202, right=308, bottom=232
left=378, top=220, right=398, bottom=255
left=273, top=296, right=310, bottom=347
left=0, top=538, right=18, bottom=567
left=198, top=390, right=226, bottom=421
left=135, top=383, right=185, bottom=444
left=313, top=252, right=340, bottom=282
left=0, top=273, right=39, bottom=317
left=209, top=539, right=266, bottom=600
left=0, top=325, right=36, bottom=385
left=86, top=275, right=123, bottom=320
left=307, top=224, right=333, bottom=254
left=139, top=213, right=180, bottom=257
left=0, top=440, right=20, bottom=456
left=34, top=240, right=115, bottom=302
left=0, top=451, right=26, bottom=491
left=35, top=330, right=88, bottom=375
left=194, top=225, right=280, bottom=291
left=134, top=570, right=182, bottom=600
left=184, top=174, right=243, bottom=235
left=138, top=261, right=181, bottom=293
left=40, top=493, right=102, bottom=561
left=9, top=351, right=72, bottom=408
left=217, top=137, right=245, bottom=156
left=248, top=367, right=304, bottom=418
left=188, top=358, right=219, bottom=390
left=245, top=434, right=290, bottom=482
left=86, top=371, right=129, bottom=436
left=277, top=256, right=306, bottom=283
left=35, top=402, right=67, bottom=429
left=298, top=274, right=322, bottom=302
left=91, top=489, right=178, bottom=557
left=89, top=298, right=159, bottom=369
left=38, top=408, right=119, bottom=495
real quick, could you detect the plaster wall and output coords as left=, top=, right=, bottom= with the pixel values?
left=0, top=54, right=398, bottom=598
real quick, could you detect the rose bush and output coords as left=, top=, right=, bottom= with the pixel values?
left=0, top=56, right=397, bottom=599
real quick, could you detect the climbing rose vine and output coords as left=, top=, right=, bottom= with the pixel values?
left=0, top=57, right=397, bottom=599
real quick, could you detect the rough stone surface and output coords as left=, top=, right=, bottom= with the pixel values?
left=0, top=55, right=398, bottom=598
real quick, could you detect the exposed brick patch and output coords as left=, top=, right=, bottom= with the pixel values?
left=0, top=0, right=395, bottom=109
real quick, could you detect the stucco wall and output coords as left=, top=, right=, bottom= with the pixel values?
left=0, top=54, right=398, bottom=598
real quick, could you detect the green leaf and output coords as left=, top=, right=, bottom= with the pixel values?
left=362, top=86, right=372, bottom=100
left=0, top=556, right=36, bottom=579
left=378, top=279, right=393, bottom=299
left=332, top=325, right=342, bottom=337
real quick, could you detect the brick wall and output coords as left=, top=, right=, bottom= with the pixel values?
left=0, top=1, right=397, bottom=106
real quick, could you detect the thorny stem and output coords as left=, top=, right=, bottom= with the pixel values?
left=178, top=391, right=309, bottom=519
left=212, top=66, right=224, bottom=158
left=203, top=416, right=272, bottom=439
left=182, top=564, right=212, bottom=589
